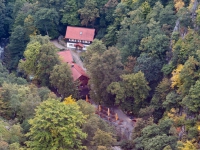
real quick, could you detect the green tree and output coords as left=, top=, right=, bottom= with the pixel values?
left=103, top=24, right=118, bottom=46
left=0, top=120, right=23, bottom=145
left=4, top=1, right=15, bottom=37
left=179, top=56, right=200, bottom=96
left=0, top=0, right=6, bottom=38
left=172, top=29, right=200, bottom=65
left=50, top=63, right=79, bottom=99
left=83, top=39, right=107, bottom=66
left=19, top=36, right=60, bottom=86
left=0, top=83, right=42, bottom=120
left=86, top=46, right=123, bottom=105
left=78, top=0, right=99, bottom=27
left=61, top=0, right=79, bottom=26
left=24, top=14, right=38, bottom=39
left=159, top=4, right=177, bottom=27
left=116, top=23, right=148, bottom=62
left=93, top=129, right=116, bottom=148
left=134, top=53, right=163, bottom=84
left=108, top=72, right=150, bottom=113
left=34, top=8, right=59, bottom=38
left=182, top=80, right=200, bottom=113
left=77, top=100, right=116, bottom=147
left=6, top=25, right=26, bottom=70
left=139, top=34, right=169, bottom=60
left=0, top=62, right=27, bottom=86
left=26, top=99, right=87, bottom=150
left=151, top=78, right=171, bottom=110
left=133, top=119, right=177, bottom=150
left=35, top=43, right=60, bottom=86
left=163, top=91, right=182, bottom=111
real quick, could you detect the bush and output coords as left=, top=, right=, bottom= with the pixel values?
left=162, top=63, right=174, bottom=75
left=120, top=140, right=134, bottom=150
left=188, top=127, right=199, bottom=139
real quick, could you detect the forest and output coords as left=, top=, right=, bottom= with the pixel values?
left=1, top=0, right=200, bottom=149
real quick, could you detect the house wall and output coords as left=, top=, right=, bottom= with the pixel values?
left=79, top=75, right=89, bottom=86
left=66, top=39, right=91, bottom=50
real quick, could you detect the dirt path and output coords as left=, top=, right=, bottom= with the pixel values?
left=113, top=108, right=134, bottom=139
left=51, top=40, right=86, bottom=70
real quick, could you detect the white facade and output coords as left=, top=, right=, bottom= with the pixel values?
left=67, top=42, right=90, bottom=51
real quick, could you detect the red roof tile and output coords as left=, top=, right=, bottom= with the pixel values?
left=71, top=64, right=88, bottom=81
left=65, top=26, right=95, bottom=41
left=71, top=64, right=88, bottom=80
left=58, top=50, right=73, bottom=64
left=58, top=50, right=89, bottom=81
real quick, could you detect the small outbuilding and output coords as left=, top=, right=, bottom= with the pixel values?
left=58, top=50, right=89, bottom=87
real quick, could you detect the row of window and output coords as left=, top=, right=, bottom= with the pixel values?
left=68, top=39, right=90, bottom=43
left=69, top=43, right=87, bottom=48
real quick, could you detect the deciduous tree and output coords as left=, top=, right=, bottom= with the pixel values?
left=26, top=99, right=87, bottom=150
left=108, top=72, right=150, bottom=114
left=78, top=0, right=99, bottom=27
left=50, top=63, right=79, bottom=99
left=0, top=0, right=6, bottom=38
left=19, top=36, right=60, bottom=86
left=86, top=46, right=123, bottom=105
left=6, top=25, right=26, bottom=70
left=182, top=80, right=200, bottom=113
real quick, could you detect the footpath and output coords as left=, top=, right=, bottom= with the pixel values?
left=51, top=40, right=135, bottom=140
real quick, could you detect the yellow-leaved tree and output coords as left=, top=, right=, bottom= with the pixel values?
left=63, top=95, right=76, bottom=105
left=178, top=140, right=197, bottom=150
left=174, top=0, right=185, bottom=11
left=171, top=64, right=184, bottom=89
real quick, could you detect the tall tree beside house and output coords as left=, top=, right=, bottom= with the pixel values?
left=86, top=46, right=123, bottom=105
left=50, top=63, right=79, bottom=99
left=78, top=0, right=99, bottom=27
left=34, top=7, right=59, bottom=38
left=35, top=43, right=60, bottom=86
left=19, top=35, right=60, bottom=86
left=83, top=39, right=107, bottom=67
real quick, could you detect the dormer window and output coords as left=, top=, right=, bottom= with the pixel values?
left=80, top=32, right=82, bottom=35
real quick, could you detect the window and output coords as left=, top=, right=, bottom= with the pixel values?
left=69, top=44, right=74, bottom=46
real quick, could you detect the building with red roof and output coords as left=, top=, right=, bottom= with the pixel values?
left=58, top=50, right=89, bottom=86
left=58, top=50, right=73, bottom=64
left=65, top=26, right=95, bottom=50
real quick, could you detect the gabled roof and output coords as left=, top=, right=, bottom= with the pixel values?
left=65, top=26, right=95, bottom=41
left=57, top=50, right=89, bottom=81
left=71, top=64, right=89, bottom=81
left=58, top=50, right=73, bottom=64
